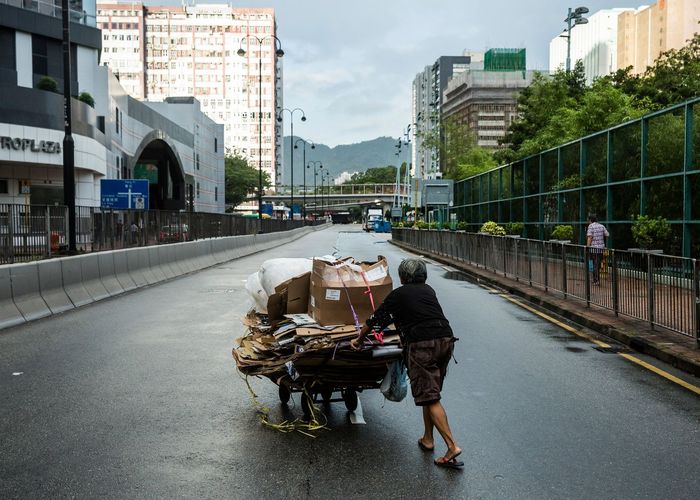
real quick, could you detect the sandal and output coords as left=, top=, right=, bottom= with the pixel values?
left=418, top=439, right=434, bottom=452
left=434, top=451, right=464, bottom=469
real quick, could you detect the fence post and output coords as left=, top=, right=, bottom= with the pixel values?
left=514, top=239, right=519, bottom=282
left=585, top=246, right=591, bottom=306
left=543, top=241, right=548, bottom=292
left=647, top=254, right=655, bottom=330
left=503, top=238, right=507, bottom=277
left=612, top=250, right=619, bottom=316
left=8, top=205, right=15, bottom=264
left=693, top=259, right=699, bottom=347
left=561, top=243, right=567, bottom=299
left=45, top=206, right=51, bottom=257
left=527, top=241, right=532, bottom=286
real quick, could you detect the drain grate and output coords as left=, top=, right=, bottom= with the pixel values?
left=594, top=345, right=626, bottom=354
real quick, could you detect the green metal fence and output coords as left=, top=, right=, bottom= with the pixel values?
left=453, top=96, right=700, bottom=258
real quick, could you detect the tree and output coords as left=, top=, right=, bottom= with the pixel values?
left=345, top=165, right=405, bottom=184
left=224, top=154, right=271, bottom=210
left=421, top=115, right=496, bottom=180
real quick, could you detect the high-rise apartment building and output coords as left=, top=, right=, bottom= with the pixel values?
left=617, top=0, right=700, bottom=74
left=412, top=53, right=478, bottom=179
left=97, top=2, right=283, bottom=184
left=549, top=9, right=634, bottom=84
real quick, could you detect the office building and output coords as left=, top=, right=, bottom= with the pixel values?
left=549, top=9, right=633, bottom=84
left=97, top=2, right=282, bottom=183
left=617, top=0, right=700, bottom=74
left=0, top=0, right=224, bottom=211
left=443, top=50, right=538, bottom=149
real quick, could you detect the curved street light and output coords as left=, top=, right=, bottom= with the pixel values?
left=307, top=161, right=323, bottom=218
left=237, top=35, right=284, bottom=219
left=561, top=6, right=589, bottom=72
left=294, top=138, right=315, bottom=220
left=277, top=108, right=306, bottom=220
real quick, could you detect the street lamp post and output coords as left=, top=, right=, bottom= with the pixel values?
left=237, top=34, right=285, bottom=219
left=562, top=6, right=589, bottom=72
left=61, top=0, right=76, bottom=252
left=307, top=161, right=322, bottom=219
left=294, top=139, right=315, bottom=220
left=277, top=108, right=306, bottom=220
left=323, top=171, right=331, bottom=218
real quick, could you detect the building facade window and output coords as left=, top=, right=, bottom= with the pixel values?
left=196, top=182, right=200, bottom=198
left=214, top=186, right=218, bottom=201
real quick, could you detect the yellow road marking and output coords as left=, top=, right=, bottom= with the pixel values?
left=483, top=284, right=700, bottom=396
left=619, top=354, right=700, bottom=396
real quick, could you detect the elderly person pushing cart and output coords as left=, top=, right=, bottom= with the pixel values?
left=351, top=258, right=463, bottom=469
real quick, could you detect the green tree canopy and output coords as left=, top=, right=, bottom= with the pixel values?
left=224, top=154, right=271, bottom=210
left=345, top=164, right=407, bottom=184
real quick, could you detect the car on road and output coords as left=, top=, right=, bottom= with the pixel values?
left=159, top=224, right=189, bottom=242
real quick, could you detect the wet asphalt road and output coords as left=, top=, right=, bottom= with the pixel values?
left=1, top=225, right=699, bottom=499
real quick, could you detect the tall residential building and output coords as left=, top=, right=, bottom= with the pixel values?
left=549, top=9, right=634, bottom=84
left=617, top=0, right=700, bottom=74
left=443, top=50, right=539, bottom=150
left=412, top=53, right=479, bottom=179
left=96, top=2, right=283, bottom=184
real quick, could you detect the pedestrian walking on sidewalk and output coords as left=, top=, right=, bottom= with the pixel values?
left=351, top=258, right=463, bottom=469
left=586, top=214, right=609, bottom=285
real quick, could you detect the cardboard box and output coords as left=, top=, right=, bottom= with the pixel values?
left=266, top=272, right=311, bottom=321
left=309, top=256, right=393, bottom=326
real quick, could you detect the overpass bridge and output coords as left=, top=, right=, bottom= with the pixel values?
left=239, top=183, right=411, bottom=212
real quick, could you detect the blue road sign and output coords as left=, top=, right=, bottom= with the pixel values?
left=100, top=179, right=150, bottom=209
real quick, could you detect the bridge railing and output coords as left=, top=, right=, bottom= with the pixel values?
left=0, top=203, right=323, bottom=264
left=269, top=183, right=409, bottom=197
left=393, top=228, right=700, bottom=343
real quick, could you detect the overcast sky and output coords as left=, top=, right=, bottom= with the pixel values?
left=156, top=0, right=646, bottom=146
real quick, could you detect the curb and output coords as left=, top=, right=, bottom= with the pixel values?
left=391, top=239, right=700, bottom=378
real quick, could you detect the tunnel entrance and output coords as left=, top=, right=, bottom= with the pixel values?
left=132, top=136, right=186, bottom=210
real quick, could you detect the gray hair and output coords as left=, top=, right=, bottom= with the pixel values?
left=398, top=258, right=427, bottom=284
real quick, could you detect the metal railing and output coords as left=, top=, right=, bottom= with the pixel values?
left=0, top=204, right=323, bottom=264
left=393, top=228, right=700, bottom=343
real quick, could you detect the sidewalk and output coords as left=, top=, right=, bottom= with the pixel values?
left=391, top=240, right=700, bottom=378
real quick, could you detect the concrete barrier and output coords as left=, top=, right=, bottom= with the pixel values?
left=61, top=256, right=94, bottom=307
left=80, top=253, right=110, bottom=301
left=10, top=263, right=52, bottom=321
left=146, top=246, right=167, bottom=283
left=113, top=249, right=138, bottom=292
left=37, top=259, right=74, bottom=314
left=156, top=245, right=177, bottom=279
left=98, top=252, right=124, bottom=296
left=0, top=266, right=24, bottom=329
left=165, top=244, right=185, bottom=277
left=197, top=240, right=215, bottom=269
left=173, top=243, right=192, bottom=274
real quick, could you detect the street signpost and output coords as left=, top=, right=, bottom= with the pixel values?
left=100, top=179, right=149, bottom=209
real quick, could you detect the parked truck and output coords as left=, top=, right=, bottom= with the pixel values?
left=363, top=207, right=383, bottom=232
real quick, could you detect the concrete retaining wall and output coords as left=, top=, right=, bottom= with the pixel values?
left=0, top=223, right=327, bottom=330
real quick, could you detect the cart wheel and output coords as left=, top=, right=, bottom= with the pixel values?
left=278, top=385, right=290, bottom=405
left=321, top=387, right=333, bottom=403
left=301, top=391, right=315, bottom=419
left=342, top=389, right=358, bottom=412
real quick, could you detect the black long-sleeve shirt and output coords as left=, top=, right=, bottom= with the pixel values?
left=365, top=283, right=453, bottom=344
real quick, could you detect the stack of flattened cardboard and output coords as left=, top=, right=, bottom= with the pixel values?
left=233, top=256, right=403, bottom=389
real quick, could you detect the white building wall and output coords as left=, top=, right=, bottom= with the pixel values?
left=549, top=8, right=633, bottom=83
left=15, top=32, right=32, bottom=88
left=77, top=46, right=100, bottom=96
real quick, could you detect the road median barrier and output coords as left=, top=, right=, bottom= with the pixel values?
left=60, top=255, right=94, bottom=307
left=37, top=259, right=74, bottom=314
left=0, top=266, right=24, bottom=329
left=80, top=253, right=110, bottom=301
left=10, top=263, right=51, bottom=322
left=112, top=249, right=138, bottom=292
left=97, top=252, right=125, bottom=296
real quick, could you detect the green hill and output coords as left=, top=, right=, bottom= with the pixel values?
left=279, top=136, right=400, bottom=185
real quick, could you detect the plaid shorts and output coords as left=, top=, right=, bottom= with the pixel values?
left=406, top=337, right=455, bottom=406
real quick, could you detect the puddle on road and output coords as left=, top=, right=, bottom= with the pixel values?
left=565, top=346, right=588, bottom=353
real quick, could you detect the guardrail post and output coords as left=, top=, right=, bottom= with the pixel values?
left=647, top=254, right=655, bottom=330
left=503, top=237, right=507, bottom=277
left=561, top=243, right=567, bottom=299
left=528, top=240, right=532, bottom=286
left=612, top=250, right=619, bottom=316
left=514, top=239, right=519, bottom=282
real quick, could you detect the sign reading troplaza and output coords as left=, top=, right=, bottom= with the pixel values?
left=0, top=137, right=61, bottom=154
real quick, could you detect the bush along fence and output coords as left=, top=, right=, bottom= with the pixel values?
left=0, top=203, right=325, bottom=264
left=392, top=228, right=700, bottom=345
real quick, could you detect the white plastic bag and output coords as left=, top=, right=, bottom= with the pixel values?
left=245, top=272, right=269, bottom=313
left=259, top=258, right=312, bottom=297
left=380, top=360, right=408, bottom=402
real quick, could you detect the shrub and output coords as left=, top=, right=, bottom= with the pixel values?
left=415, top=221, right=428, bottom=229
left=551, top=224, right=574, bottom=241
left=457, top=221, right=468, bottom=231
left=504, top=222, right=524, bottom=235
left=631, top=215, right=671, bottom=249
left=37, top=76, right=58, bottom=93
left=78, top=92, right=95, bottom=108
left=480, top=221, right=506, bottom=236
